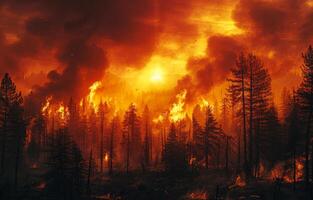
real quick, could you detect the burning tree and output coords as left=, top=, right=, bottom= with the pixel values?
left=98, top=101, right=109, bottom=173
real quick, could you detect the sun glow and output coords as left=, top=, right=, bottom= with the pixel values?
left=150, top=68, right=164, bottom=83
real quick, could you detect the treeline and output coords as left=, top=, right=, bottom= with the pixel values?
left=225, top=46, right=313, bottom=189
left=1, top=46, right=313, bottom=198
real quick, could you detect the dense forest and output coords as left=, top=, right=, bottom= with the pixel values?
left=1, top=46, right=313, bottom=199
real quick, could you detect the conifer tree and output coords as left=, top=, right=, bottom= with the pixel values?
left=98, top=101, right=109, bottom=173
left=163, top=124, right=188, bottom=173
left=228, top=54, right=248, bottom=175
left=0, top=73, right=25, bottom=188
left=122, top=104, right=141, bottom=172
left=142, top=105, right=152, bottom=167
left=203, top=106, right=220, bottom=169
left=297, top=45, right=313, bottom=187
left=45, top=128, right=86, bottom=199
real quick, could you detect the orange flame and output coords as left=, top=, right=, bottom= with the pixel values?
left=169, top=89, right=187, bottom=123
left=188, top=191, right=208, bottom=200
left=41, top=96, right=52, bottom=114
left=153, top=114, right=164, bottom=124
left=87, top=81, right=102, bottom=111
left=234, top=175, right=246, bottom=187
left=269, top=157, right=304, bottom=183
left=57, top=104, right=68, bottom=120
left=104, top=153, right=109, bottom=162
left=36, top=182, right=46, bottom=190
left=199, top=97, right=209, bottom=111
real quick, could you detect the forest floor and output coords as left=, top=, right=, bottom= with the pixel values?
left=6, top=168, right=312, bottom=199
left=90, top=169, right=310, bottom=200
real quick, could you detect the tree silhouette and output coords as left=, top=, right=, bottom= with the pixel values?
left=142, top=105, right=152, bottom=168
left=122, top=104, right=141, bottom=172
left=45, top=128, right=86, bottom=200
left=0, top=73, right=25, bottom=189
left=297, top=45, right=313, bottom=187
left=98, top=101, right=109, bottom=173
left=228, top=53, right=248, bottom=176
left=163, top=123, right=188, bottom=173
left=246, top=54, right=272, bottom=176
left=192, top=112, right=203, bottom=163
left=203, top=106, right=220, bottom=169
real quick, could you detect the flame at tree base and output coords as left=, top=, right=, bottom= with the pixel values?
left=269, top=157, right=304, bottom=183
left=234, top=175, right=246, bottom=187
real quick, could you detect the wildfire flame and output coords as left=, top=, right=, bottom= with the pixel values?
left=57, top=104, right=67, bottom=120
left=79, top=99, right=83, bottom=107
left=41, top=96, right=52, bottom=114
left=87, top=81, right=102, bottom=111
left=36, top=182, right=46, bottom=190
left=153, top=114, right=164, bottom=124
left=169, top=89, right=187, bottom=123
left=188, top=191, right=208, bottom=200
left=199, top=97, right=209, bottom=111
left=234, top=175, right=246, bottom=187
left=104, top=153, right=109, bottom=162
left=269, top=157, right=304, bottom=183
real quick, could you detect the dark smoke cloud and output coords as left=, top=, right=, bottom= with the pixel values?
left=0, top=0, right=212, bottom=101
left=176, top=0, right=313, bottom=100
left=178, top=35, right=243, bottom=102
left=0, top=0, right=159, bottom=100
left=1, top=0, right=313, bottom=103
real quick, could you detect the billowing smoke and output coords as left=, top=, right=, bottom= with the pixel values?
left=0, top=0, right=158, bottom=100
left=176, top=0, right=313, bottom=101
left=0, top=0, right=313, bottom=103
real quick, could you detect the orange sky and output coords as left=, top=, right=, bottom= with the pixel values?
left=0, top=0, right=312, bottom=112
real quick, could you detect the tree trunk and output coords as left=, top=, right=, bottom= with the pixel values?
left=100, top=114, right=104, bottom=173
left=293, top=147, right=296, bottom=191
left=0, top=111, right=7, bottom=175
left=217, top=142, right=220, bottom=169
left=126, top=128, right=130, bottom=173
left=255, top=119, right=260, bottom=177
left=311, top=142, right=313, bottom=183
left=305, top=111, right=312, bottom=188
left=109, top=119, right=114, bottom=175
left=14, top=131, right=21, bottom=190
left=241, top=67, right=248, bottom=178
left=237, top=129, right=241, bottom=173
left=87, top=149, right=92, bottom=196
left=249, top=62, right=253, bottom=178
left=225, top=136, right=229, bottom=174
left=145, top=120, right=149, bottom=166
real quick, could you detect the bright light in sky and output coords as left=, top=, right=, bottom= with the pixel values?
left=150, top=68, right=164, bottom=83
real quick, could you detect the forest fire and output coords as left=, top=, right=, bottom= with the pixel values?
left=269, top=158, right=304, bottom=183
left=199, top=97, right=209, bottom=111
left=169, top=90, right=187, bottom=123
left=234, top=175, right=246, bottom=187
left=57, top=104, right=67, bottom=120
left=87, top=81, right=102, bottom=111
left=2, top=0, right=313, bottom=199
left=41, top=96, right=52, bottom=114
left=153, top=114, right=164, bottom=124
